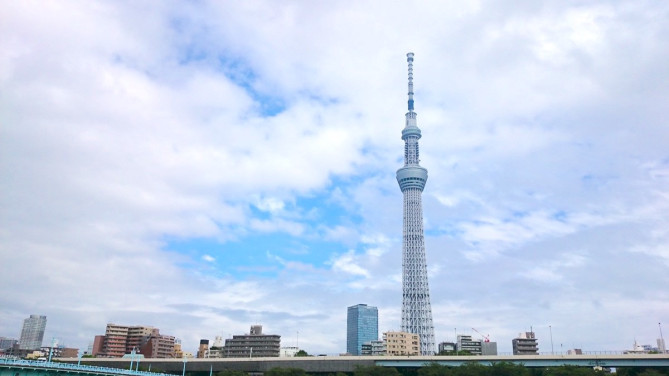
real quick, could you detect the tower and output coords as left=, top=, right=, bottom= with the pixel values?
left=18, top=314, right=47, bottom=350
left=397, top=52, right=436, bottom=355
left=346, top=304, right=379, bottom=355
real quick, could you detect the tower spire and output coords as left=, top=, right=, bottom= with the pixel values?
left=396, top=52, right=436, bottom=355
left=407, top=52, right=415, bottom=111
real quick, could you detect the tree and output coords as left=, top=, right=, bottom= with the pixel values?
left=295, top=350, right=309, bottom=357
left=542, top=365, right=604, bottom=376
left=354, top=365, right=402, bottom=376
left=451, top=362, right=487, bottom=376
left=488, top=362, right=530, bottom=376
left=265, top=367, right=307, bottom=376
left=215, top=371, right=247, bottom=376
left=418, top=362, right=452, bottom=376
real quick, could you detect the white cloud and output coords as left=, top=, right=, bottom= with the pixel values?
left=1, top=0, right=668, bottom=356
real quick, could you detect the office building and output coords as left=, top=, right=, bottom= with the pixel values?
left=457, top=335, right=482, bottom=355
left=397, top=52, right=436, bottom=355
left=220, top=325, right=280, bottom=358
left=19, top=315, right=47, bottom=350
left=512, top=332, right=538, bottom=355
left=346, top=304, right=378, bottom=355
left=383, top=331, right=420, bottom=356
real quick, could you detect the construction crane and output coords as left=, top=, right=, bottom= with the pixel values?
left=472, top=327, right=490, bottom=342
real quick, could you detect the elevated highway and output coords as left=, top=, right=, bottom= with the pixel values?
left=58, top=354, right=669, bottom=374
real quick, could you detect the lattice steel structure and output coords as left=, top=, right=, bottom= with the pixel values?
left=396, top=52, right=436, bottom=355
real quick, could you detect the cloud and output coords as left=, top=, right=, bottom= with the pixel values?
left=1, top=0, right=668, bottom=356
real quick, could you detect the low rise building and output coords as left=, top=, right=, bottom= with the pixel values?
left=361, top=340, right=385, bottom=356
left=383, top=331, right=419, bottom=356
left=438, top=341, right=456, bottom=354
left=41, top=346, right=79, bottom=358
left=280, top=346, right=299, bottom=357
left=512, top=332, right=538, bottom=355
left=482, top=341, right=498, bottom=355
left=457, top=335, right=482, bottom=355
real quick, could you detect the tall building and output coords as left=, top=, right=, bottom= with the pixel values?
left=19, top=314, right=47, bottom=350
left=397, top=52, right=436, bottom=355
left=346, top=304, right=378, bottom=355
left=512, top=331, right=538, bottom=355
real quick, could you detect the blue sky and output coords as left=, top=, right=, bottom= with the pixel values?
left=1, top=0, right=668, bottom=355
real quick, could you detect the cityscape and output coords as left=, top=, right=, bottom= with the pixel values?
left=1, top=0, right=668, bottom=364
left=1, top=313, right=667, bottom=360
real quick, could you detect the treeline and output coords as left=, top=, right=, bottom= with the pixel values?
left=213, top=362, right=669, bottom=376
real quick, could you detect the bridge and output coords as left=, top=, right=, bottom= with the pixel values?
left=52, top=354, right=669, bottom=374
left=0, top=358, right=173, bottom=376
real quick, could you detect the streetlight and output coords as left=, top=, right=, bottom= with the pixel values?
left=129, top=347, right=136, bottom=371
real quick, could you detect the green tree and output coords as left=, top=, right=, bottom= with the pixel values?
left=265, top=367, right=307, bottom=376
left=489, top=362, right=529, bottom=376
left=215, top=371, right=247, bottom=376
left=295, top=350, right=309, bottom=357
left=354, top=365, right=401, bottom=376
left=542, top=365, right=604, bottom=376
left=418, top=362, right=452, bottom=376
left=451, top=362, right=488, bottom=376
left=638, top=370, right=669, bottom=376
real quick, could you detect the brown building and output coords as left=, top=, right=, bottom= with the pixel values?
left=384, top=331, right=420, bottom=356
left=92, top=323, right=176, bottom=358
left=196, top=339, right=209, bottom=358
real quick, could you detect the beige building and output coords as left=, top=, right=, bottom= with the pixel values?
left=383, top=331, right=420, bottom=356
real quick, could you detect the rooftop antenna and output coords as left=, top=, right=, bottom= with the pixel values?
left=407, top=52, right=415, bottom=111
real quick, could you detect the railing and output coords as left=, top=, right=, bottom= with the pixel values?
left=0, top=358, right=173, bottom=376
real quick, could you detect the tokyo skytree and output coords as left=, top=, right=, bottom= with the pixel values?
left=396, top=52, right=436, bottom=355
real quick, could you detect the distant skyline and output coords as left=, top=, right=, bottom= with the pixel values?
left=1, top=1, right=668, bottom=355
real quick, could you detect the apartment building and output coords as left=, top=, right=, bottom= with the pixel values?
left=383, top=331, right=419, bottom=356
left=92, top=323, right=176, bottom=358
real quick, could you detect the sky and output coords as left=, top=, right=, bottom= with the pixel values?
left=1, top=0, right=668, bottom=356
